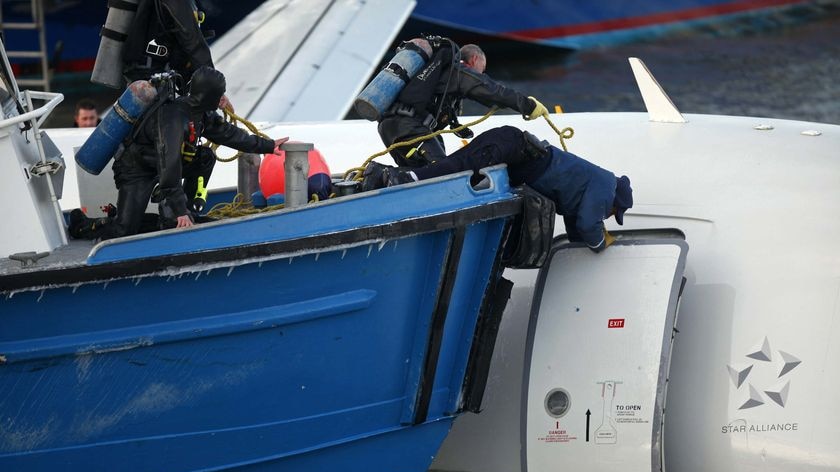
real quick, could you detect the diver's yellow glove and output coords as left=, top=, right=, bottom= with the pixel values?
left=526, top=96, right=549, bottom=121
left=604, top=229, right=616, bottom=248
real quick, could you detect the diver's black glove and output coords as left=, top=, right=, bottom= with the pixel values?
left=453, top=126, right=474, bottom=139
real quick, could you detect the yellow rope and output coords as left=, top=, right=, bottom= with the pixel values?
left=344, top=108, right=574, bottom=180
left=344, top=107, right=499, bottom=180
left=206, top=192, right=327, bottom=219
left=206, top=194, right=284, bottom=219
left=207, top=107, right=271, bottom=163
left=205, top=106, right=575, bottom=219
left=543, top=113, right=574, bottom=151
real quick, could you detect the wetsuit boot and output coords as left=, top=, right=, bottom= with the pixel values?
left=383, top=167, right=418, bottom=187
left=361, top=161, right=391, bottom=191
left=68, top=209, right=113, bottom=240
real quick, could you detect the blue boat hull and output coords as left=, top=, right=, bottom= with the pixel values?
left=3, top=0, right=821, bottom=75
left=2, top=0, right=265, bottom=73
left=412, top=0, right=818, bottom=48
left=0, top=170, right=519, bottom=470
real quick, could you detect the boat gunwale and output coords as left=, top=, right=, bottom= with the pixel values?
left=0, top=197, right=521, bottom=294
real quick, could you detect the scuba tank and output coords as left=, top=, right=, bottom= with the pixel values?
left=353, top=38, right=433, bottom=121
left=91, top=0, right=140, bottom=89
left=75, top=79, right=158, bottom=175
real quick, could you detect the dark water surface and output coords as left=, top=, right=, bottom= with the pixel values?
left=42, top=10, right=840, bottom=128
left=464, top=13, right=840, bottom=124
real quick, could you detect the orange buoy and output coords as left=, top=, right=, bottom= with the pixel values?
left=259, top=146, right=330, bottom=198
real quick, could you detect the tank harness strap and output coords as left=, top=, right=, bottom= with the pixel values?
left=107, top=0, right=139, bottom=11
left=100, top=27, right=128, bottom=42
left=383, top=41, right=433, bottom=85
left=385, top=63, right=411, bottom=84
left=126, top=57, right=154, bottom=71
left=386, top=102, right=437, bottom=130
left=102, top=0, right=138, bottom=40
left=122, top=81, right=173, bottom=150
left=399, top=41, right=432, bottom=62
left=112, top=102, right=137, bottom=124
left=390, top=103, right=415, bottom=117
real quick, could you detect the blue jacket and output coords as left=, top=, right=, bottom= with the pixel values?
left=528, top=147, right=616, bottom=252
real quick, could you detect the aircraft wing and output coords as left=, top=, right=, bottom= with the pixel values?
left=211, top=0, right=415, bottom=122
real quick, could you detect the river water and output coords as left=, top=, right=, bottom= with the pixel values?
left=462, top=11, right=840, bottom=125
left=44, top=8, right=840, bottom=128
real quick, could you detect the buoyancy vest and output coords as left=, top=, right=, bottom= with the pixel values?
left=122, top=0, right=210, bottom=80
left=123, top=0, right=165, bottom=68
left=396, top=44, right=458, bottom=128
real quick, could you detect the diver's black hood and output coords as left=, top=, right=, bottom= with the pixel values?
left=186, top=66, right=225, bottom=112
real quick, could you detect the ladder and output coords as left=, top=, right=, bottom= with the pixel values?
left=0, top=0, right=50, bottom=91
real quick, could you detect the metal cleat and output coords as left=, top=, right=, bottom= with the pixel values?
left=9, top=251, right=50, bottom=267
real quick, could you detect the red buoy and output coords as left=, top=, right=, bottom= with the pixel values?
left=259, top=146, right=330, bottom=198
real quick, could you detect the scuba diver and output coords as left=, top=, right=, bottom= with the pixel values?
left=123, top=0, right=213, bottom=84
left=69, top=67, right=287, bottom=241
left=364, top=126, right=633, bottom=253
left=119, top=0, right=235, bottom=110
left=376, top=39, right=549, bottom=168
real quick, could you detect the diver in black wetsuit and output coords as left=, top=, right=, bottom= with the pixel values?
left=69, top=67, right=286, bottom=240
left=376, top=42, right=549, bottom=168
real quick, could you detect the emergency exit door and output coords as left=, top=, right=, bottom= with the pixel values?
left=522, top=236, right=687, bottom=472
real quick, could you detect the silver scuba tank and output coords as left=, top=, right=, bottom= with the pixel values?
left=91, top=0, right=140, bottom=89
left=353, top=38, right=433, bottom=122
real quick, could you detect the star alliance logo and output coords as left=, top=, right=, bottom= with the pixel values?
left=726, top=337, right=802, bottom=410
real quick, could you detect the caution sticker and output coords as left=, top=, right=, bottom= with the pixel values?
left=537, top=423, right=578, bottom=444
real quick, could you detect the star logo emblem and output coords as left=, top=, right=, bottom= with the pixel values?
left=726, top=337, right=801, bottom=409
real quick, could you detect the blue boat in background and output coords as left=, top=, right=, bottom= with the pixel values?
left=0, top=34, right=522, bottom=468
left=1, top=0, right=826, bottom=78
left=411, top=0, right=823, bottom=48
left=1, top=0, right=265, bottom=74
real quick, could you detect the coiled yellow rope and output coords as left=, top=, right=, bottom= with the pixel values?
left=204, top=105, right=574, bottom=219
left=344, top=108, right=574, bottom=181
left=544, top=115, right=574, bottom=151
left=206, top=194, right=279, bottom=219
left=344, top=107, right=499, bottom=180
left=207, top=107, right=271, bottom=163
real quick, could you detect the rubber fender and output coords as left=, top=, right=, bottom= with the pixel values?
left=251, top=190, right=267, bottom=208
left=75, top=80, right=157, bottom=175
left=307, top=173, right=332, bottom=201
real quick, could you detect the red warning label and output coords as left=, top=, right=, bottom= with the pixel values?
left=537, top=428, right=577, bottom=444
left=608, top=318, right=625, bottom=328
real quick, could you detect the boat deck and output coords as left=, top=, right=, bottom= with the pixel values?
left=1, top=238, right=94, bottom=277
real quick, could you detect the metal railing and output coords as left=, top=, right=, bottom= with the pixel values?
left=0, top=89, right=62, bottom=129
left=0, top=0, right=50, bottom=91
